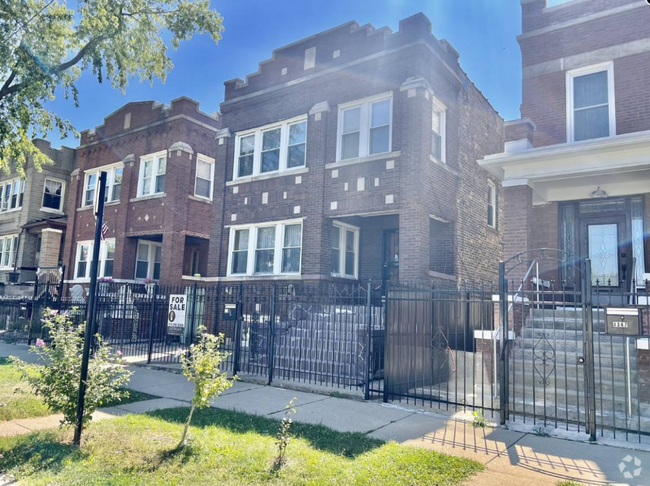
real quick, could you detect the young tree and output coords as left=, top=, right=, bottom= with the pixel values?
left=0, top=0, right=223, bottom=175
left=178, top=327, right=234, bottom=448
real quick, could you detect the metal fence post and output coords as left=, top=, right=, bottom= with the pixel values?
left=583, top=260, right=597, bottom=441
left=232, top=282, right=244, bottom=375
left=27, top=276, right=39, bottom=345
left=382, top=280, right=390, bottom=403
left=498, top=261, right=510, bottom=425
left=189, top=282, right=199, bottom=344
left=364, top=279, right=373, bottom=400
left=146, top=284, right=158, bottom=364
left=267, top=283, right=277, bottom=385
left=119, top=283, right=128, bottom=345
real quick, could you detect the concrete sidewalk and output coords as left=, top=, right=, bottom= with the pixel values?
left=2, top=342, right=649, bottom=485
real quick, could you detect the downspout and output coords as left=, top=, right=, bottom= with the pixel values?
left=216, top=132, right=230, bottom=278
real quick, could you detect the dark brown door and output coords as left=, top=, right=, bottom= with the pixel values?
left=383, top=229, right=399, bottom=285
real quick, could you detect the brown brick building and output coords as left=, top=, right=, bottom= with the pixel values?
left=201, top=13, right=505, bottom=287
left=480, top=0, right=650, bottom=289
left=62, top=98, right=220, bottom=286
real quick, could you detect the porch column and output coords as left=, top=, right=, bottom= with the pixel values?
left=39, top=228, right=63, bottom=268
left=503, top=181, right=534, bottom=281
left=160, top=232, right=186, bottom=284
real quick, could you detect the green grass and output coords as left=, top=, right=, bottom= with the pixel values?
left=0, top=357, right=158, bottom=422
left=0, top=406, right=483, bottom=485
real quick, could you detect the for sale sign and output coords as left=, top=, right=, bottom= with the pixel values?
left=167, top=294, right=187, bottom=336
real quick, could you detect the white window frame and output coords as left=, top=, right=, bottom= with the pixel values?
left=336, top=92, right=393, bottom=162
left=226, top=219, right=303, bottom=277
left=566, top=61, right=616, bottom=143
left=194, top=154, right=215, bottom=200
left=487, top=180, right=497, bottom=229
left=0, top=234, right=19, bottom=270
left=331, top=221, right=360, bottom=279
left=233, top=116, right=308, bottom=180
left=134, top=240, right=163, bottom=280
left=73, top=238, right=116, bottom=281
left=41, top=177, right=66, bottom=213
left=82, top=163, right=124, bottom=207
left=0, top=177, right=24, bottom=213
left=137, top=150, right=167, bottom=198
left=431, top=96, right=447, bottom=164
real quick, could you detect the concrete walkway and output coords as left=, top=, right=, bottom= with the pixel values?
left=2, top=342, right=650, bottom=485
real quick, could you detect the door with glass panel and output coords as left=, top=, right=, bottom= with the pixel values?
left=580, top=216, right=629, bottom=289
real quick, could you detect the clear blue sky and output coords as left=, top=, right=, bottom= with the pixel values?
left=47, top=0, right=523, bottom=148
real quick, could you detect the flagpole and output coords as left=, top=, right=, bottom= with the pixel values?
left=74, top=171, right=107, bottom=446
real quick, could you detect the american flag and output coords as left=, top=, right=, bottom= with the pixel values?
left=101, top=222, right=109, bottom=241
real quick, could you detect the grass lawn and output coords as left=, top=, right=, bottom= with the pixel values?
left=0, top=357, right=157, bottom=422
left=0, top=406, right=483, bottom=486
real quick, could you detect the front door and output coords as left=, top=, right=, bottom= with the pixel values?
left=382, top=229, right=399, bottom=285
left=580, top=215, right=630, bottom=289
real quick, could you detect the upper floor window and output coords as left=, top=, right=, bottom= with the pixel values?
left=234, top=117, right=307, bottom=180
left=42, top=178, right=65, bottom=212
left=74, top=239, right=115, bottom=281
left=337, top=93, right=392, bottom=161
left=82, top=164, right=123, bottom=207
left=567, top=62, right=615, bottom=142
left=194, top=155, right=215, bottom=200
left=431, top=97, right=447, bottom=163
left=137, top=151, right=166, bottom=197
left=227, top=220, right=303, bottom=276
left=0, top=235, right=18, bottom=269
left=0, top=178, right=24, bottom=213
left=487, top=180, right=497, bottom=229
left=330, top=221, right=359, bottom=279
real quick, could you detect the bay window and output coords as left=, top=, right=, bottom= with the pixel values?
left=567, top=62, right=615, bottom=142
left=227, top=220, right=303, bottom=276
left=234, top=116, right=307, bottom=179
left=0, top=235, right=18, bottom=269
left=337, top=94, right=392, bottom=161
left=73, top=239, right=116, bottom=280
left=42, top=178, right=65, bottom=212
left=0, top=178, right=24, bottom=212
left=135, top=241, right=162, bottom=280
left=137, top=151, right=167, bottom=197
left=194, top=155, right=215, bottom=200
left=330, top=221, right=359, bottom=279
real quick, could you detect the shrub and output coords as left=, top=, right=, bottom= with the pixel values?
left=10, top=309, right=132, bottom=429
left=178, top=327, right=234, bottom=447
left=272, top=397, right=297, bottom=471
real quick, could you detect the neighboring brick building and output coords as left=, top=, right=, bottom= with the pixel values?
left=480, top=0, right=650, bottom=289
left=0, top=139, right=75, bottom=285
left=204, top=13, right=504, bottom=287
left=62, top=98, right=220, bottom=287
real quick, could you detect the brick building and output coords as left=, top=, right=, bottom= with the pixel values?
left=62, top=97, right=220, bottom=287
left=0, top=139, right=75, bottom=285
left=204, top=13, right=504, bottom=287
left=480, top=0, right=650, bottom=290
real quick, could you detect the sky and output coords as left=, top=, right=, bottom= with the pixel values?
left=46, top=0, right=523, bottom=148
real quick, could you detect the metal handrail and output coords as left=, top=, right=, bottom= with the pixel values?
left=629, top=256, right=637, bottom=305
left=507, top=259, right=538, bottom=314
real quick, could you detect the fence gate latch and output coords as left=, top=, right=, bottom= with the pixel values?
left=577, top=356, right=585, bottom=365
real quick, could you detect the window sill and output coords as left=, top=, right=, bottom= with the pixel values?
left=429, top=270, right=456, bottom=281
left=227, top=167, right=309, bottom=186
left=327, top=151, right=400, bottom=169
left=429, top=155, right=459, bottom=176
left=78, top=205, right=93, bottom=212
left=217, top=274, right=303, bottom=281
left=105, top=200, right=121, bottom=207
left=487, top=225, right=498, bottom=234
left=40, top=207, right=65, bottom=215
left=130, top=193, right=166, bottom=202
left=0, top=208, right=22, bottom=215
left=330, top=273, right=357, bottom=280
left=189, top=194, right=212, bottom=204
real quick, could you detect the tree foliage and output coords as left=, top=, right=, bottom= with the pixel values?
left=0, top=0, right=223, bottom=175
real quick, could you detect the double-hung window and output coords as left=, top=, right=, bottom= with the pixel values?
left=42, top=178, right=65, bottom=212
left=82, top=164, right=124, bottom=207
left=137, top=151, right=167, bottom=197
left=0, top=235, right=18, bottom=269
left=74, top=239, right=116, bottom=280
left=567, top=62, right=615, bottom=142
left=228, top=220, right=303, bottom=276
left=234, top=117, right=307, bottom=179
left=330, top=222, right=359, bottom=279
left=135, top=240, right=162, bottom=280
left=337, top=94, right=392, bottom=161
left=194, top=155, right=215, bottom=200
left=431, top=97, right=447, bottom=163
left=0, top=178, right=24, bottom=212
left=487, top=180, right=497, bottom=229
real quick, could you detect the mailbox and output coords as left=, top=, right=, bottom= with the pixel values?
left=222, top=303, right=239, bottom=321
left=605, top=307, right=641, bottom=336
